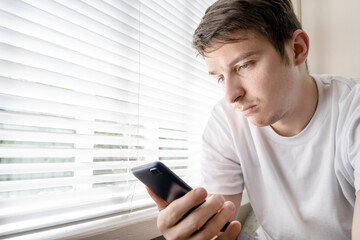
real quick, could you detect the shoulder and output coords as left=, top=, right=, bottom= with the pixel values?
left=321, top=75, right=360, bottom=162
left=316, top=74, right=360, bottom=123
left=206, top=98, right=249, bottom=134
left=203, top=98, right=251, bottom=149
left=313, top=74, right=360, bottom=122
left=313, top=74, right=360, bottom=100
left=210, top=98, right=237, bottom=119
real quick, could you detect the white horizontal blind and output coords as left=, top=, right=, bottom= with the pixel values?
left=0, top=0, right=220, bottom=238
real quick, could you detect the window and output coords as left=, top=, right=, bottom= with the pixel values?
left=0, top=0, right=220, bottom=238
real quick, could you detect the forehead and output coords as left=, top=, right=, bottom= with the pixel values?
left=204, top=32, right=271, bottom=66
left=204, top=30, right=267, bottom=55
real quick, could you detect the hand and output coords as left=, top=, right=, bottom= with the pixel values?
left=146, top=186, right=241, bottom=239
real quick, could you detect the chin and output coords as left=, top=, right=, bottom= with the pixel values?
left=249, top=111, right=285, bottom=128
left=248, top=113, right=280, bottom=127
left=248, top=117, right=269, bottom=127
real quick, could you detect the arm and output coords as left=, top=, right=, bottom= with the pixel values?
left=352, top=191, right=360, bottom=239
left=223, top=193, right=243, bottom=221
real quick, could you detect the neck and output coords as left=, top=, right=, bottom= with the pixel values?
left=271, top=75, right=318, bottom=137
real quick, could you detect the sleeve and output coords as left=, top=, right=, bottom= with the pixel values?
left=347, top=110, right=360, bottom=195
left=200, top=103, right=244, bottom=195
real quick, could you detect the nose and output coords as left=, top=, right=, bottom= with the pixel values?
left=223, top=73, right=245, bottom=104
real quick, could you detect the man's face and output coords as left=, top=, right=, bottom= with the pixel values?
left=204, top=32, right=297, bottom=127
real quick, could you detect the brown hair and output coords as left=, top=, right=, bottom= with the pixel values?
left=193, top=0, right=302, bottom=60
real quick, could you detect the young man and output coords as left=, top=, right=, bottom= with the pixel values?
left=148, top=0, right=360, bottom=239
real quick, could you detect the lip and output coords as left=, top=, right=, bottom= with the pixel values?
left=240, top=105, right=257, bottom=116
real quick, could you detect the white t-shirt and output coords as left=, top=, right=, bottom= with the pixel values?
left=201, top=74, right=360, bottom=240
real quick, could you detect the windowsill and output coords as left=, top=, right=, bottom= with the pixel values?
left=8, top=192, right=250, bottom=240
left=7, top=207, right=161, bottom=240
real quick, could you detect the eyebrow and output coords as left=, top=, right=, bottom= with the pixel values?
left=208, top=50, right=260, bottom=75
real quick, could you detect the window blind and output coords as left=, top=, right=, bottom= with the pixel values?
left=0, top=0, right=220, bottom=237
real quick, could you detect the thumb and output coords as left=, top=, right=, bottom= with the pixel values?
left=146, top=186, right=169, bottom=211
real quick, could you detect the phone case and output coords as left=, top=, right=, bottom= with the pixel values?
left=131, top=161, right=192, bottom=203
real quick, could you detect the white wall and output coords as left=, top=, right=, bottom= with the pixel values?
left=300, top=0, right=360, bottom=78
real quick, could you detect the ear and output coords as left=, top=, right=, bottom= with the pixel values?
left=291, top=29, right=310, bottom=66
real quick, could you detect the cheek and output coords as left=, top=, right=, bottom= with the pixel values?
left=245, top=59, right=292, bottom=104
left=247, top=69, right=276, bottom=102
left=255, top=75, right=291, bottom=110
left=264, top=63, right=293, bottom=97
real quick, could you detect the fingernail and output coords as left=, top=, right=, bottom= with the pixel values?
left=195, top=188, right=206, bottom=198
left=214, top=194, right=225, bottom=205
left=224, top=201, right=235, bottom=211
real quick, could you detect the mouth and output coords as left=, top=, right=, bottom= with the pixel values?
left=239, top=105, right=257, bottom=116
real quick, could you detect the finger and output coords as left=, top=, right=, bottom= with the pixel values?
left=146, top=186, right=168, bottom=211
left=158, top=187, right=207, bottom=232
left=172, top=194, right=225, bottom=239
left=190, top=200, right=236, bottom=240
left=217, top=221, right=242, bottom=240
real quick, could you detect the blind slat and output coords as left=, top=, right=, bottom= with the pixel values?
left=0, top=59, right=218, bottom=111
left=0, top=173, right=135, bottom=192
left=0, top=78, right=212, bottom=123
left=0, top=167, right=198, bottom=192
left=0, top=111, right=201, bottom=141
left=0, top=159, right=195, bottom=174
left=0, top=95, right=204, bottom=132
left=0, top=19, right=140, bottom=69
left=0, top=129, right=195, bottom=149
left=0, top=148, right=194, bottom=158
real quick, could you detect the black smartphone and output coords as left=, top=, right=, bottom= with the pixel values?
left=131, top=161, right=229, bottom=232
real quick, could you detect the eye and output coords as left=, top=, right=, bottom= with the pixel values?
left=240, top=63, right=249, bottom=69
left=217, top=76, right=225, bottom=83
left=237, top=63, right=249, bottom=72
left=236, top=62, right=252, bottom=73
